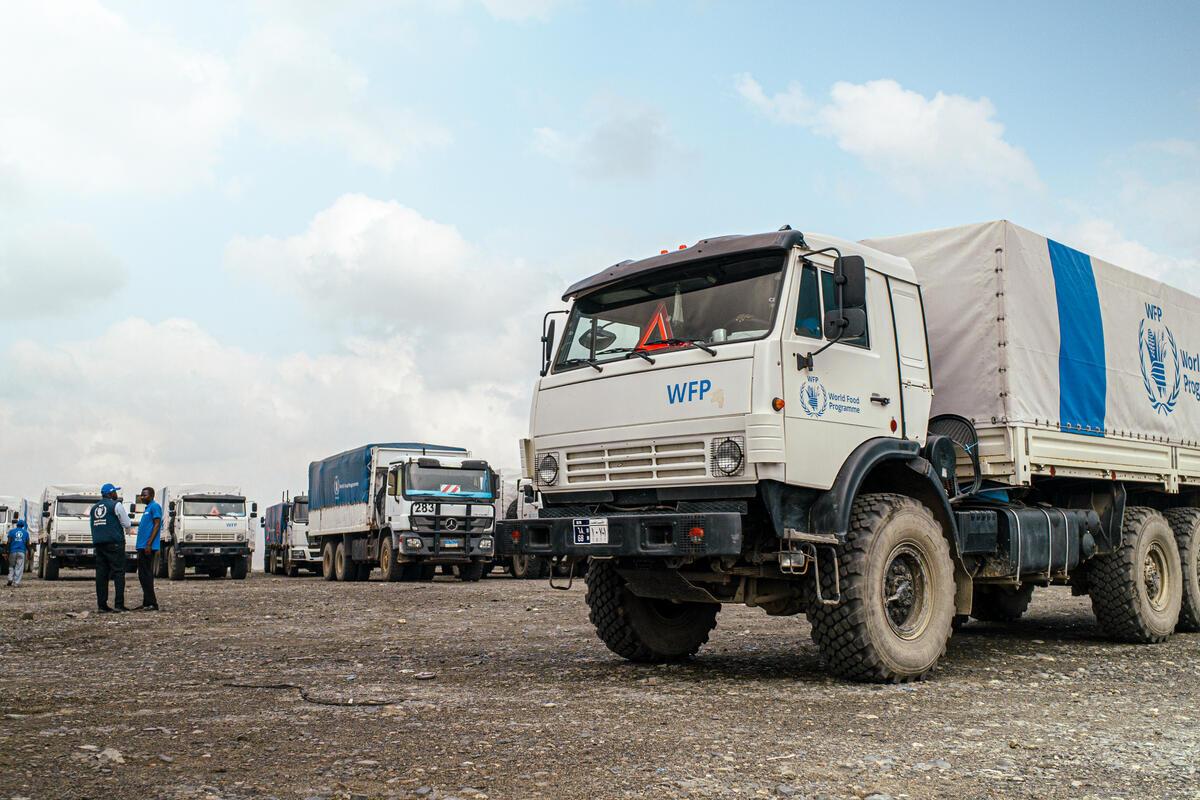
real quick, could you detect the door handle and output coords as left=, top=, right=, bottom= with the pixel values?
left=870, top=394, right=891, bottom=406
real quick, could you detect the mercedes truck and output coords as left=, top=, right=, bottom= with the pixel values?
left=263, top=494, right=321, bottom=576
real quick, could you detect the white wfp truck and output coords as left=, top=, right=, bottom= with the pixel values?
left=309, top=443, right=497, bottom=582
left=0, top=496, right=34, bottom=576
left=36, top=485, right=138, bottom=579
left=158, top=485, right=255, bottom=580
left=509, top=220, right=1200, bottom=682
left=492, top=476, right=550, bottom=578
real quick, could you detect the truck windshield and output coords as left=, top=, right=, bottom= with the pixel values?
left=292, top=502, right=309, bottom=523
left=182, top=500, right=246, bottom=517
left=554, top=252, right=786, bottom=371
left=56, top=500, right=95, bottom=517
left=404, top=465, right=493, bottom=499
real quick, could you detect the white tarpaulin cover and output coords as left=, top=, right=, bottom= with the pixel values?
left=863, top=220, right=1200, bottom=447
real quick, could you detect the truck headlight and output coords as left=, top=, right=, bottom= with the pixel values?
left=57, top=533, right=66, bottom=543
left=536, top=452, right=560, bottom=486
left=236, top=532, right=246, bottom=542
left=711, top=436, right=745, bottom=477
left=404, top=537, right=423, bottom=550
left=185, top=533, right=194, bottom=542
left=479, top=537, right=494, bottom=551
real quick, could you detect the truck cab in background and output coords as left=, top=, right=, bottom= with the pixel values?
left=158, top=485, right=255, bottom=580
left=0, top=496, right=32, bottom=576
left=37, top=485, right=106, bottom=580
left=308, top=443, right=497, bottom=583
left=263, top=494, right=321, bottom=576
left=493, top=476, right=549, bottom=579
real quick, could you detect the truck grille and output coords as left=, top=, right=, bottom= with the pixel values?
left=62, top=530, right=91, bottom=544
left=190, top=531, right=240, bottom=543
left=564, top=441, right=707, bottom=484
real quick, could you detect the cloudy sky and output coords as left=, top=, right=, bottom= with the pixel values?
left=2, top=0, right=1198, bottom=512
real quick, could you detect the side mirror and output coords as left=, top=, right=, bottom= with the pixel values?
left=128, top=503, right=137, bottom=514
left=251, top=502, right=258, bottom=514
left=521, top=484, right=536, bottom=503
left=42, top=501, right=50, bottom=514
left=833, top=255, right=867, bottom=309
left=824, top=307, right=867, bottom=341
left=540, top=318, right=557, bottom=377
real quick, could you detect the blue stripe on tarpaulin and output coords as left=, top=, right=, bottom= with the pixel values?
left=1046, top=239, right=1106, bottom=437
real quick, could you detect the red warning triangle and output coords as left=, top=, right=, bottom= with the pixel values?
left=636, top=302, right=674, bottom=351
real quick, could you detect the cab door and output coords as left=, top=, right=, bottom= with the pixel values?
left=780, top=260, right=902, bottom=490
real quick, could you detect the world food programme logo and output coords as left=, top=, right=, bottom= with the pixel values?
left=800, top=377, right=828, bottom=417
left=1139, top=306, right=1180, bottom=415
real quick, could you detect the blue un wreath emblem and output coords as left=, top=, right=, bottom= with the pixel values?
left=1139, top=318, right=1180, bottom=415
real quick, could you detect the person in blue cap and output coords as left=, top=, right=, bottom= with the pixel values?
left=6, top=518, right=29, bottom=587
left=90, top=483, right=132, bottom=612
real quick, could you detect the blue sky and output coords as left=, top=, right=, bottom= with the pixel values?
left=1, top=0, right=1198, bottom=507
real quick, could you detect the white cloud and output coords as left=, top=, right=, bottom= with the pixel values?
left=0, top=223, right=128, bottom=318
left=0, top=317, right=529, bottom=518
left=1058, top=218, right=1200, bottom=296
left=0, top=0, right=240, bottom=193
left=736, top=75, right=1042, bottom=196
left=224, top=193, right=561, bottom=385
left=533, top=99, right=677, bottom=182
left=236, top=24, right=450, bottom=171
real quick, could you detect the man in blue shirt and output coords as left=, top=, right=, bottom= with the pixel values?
left=90, top=483, right=131, bottom=613
left=135, top=486, right=163, bottom=610
left=6, top=519, right=29, bottom=587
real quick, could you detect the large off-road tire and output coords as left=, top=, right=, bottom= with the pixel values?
left=510, top=554, right=550, bottom=580
left=971, top=584, right=1035, bottom=622
left=153, top=547, right=168, bottom=578
left=334, top=542, right=355, bottom=582
left=455, top=561, right=484, bottom=582
left=585, top=560, right=719, bottom=663
left=1091, top=507, right=1183, bottom=642
left=265, top=550, right=275, bottom=575
left=807, top=493, right=956, bottom=683
left=167, top=545, right=185, bottom=581
left=36, top=545, right=46, bottom=579
left=379, top=539, right=403, bottom=582
left=1165, top=508, right=1200, bottom=632
left=231, top=556, right=248, bottom=580
left=43, top=551, right=60, bottom=581
left=285, top=550, right=299, bottom=578
left=322, top=541, right=336, bottom=581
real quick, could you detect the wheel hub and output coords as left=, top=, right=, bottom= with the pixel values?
left=882, top=543, right=931, bottom=640
left=1144, top=543, right=1168, bottom=611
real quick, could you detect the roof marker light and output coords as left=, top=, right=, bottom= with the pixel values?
left=660, top=250, right=669, bottom=254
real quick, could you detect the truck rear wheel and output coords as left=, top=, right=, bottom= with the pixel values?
left=510, top=554, right=550, bottom=580
left=1165, top=508, right=1200, bottom=633
left=379, top=540, right=403, bottom=582
left=154, top=547, right=168, bottom=578
left=971, top=584, right=1035, bottom=622
left=585, top=561, right=719, bottom=663
left=1090, top=507, right=1182, bottom=642
left=334, top=542, right=354, bottom=582
left=265, top=550, right=275, bottom=574
left=167, top=545, right=185, bottom=581
left=807, top=493, right=955, bottom=683
left=321, top=541, right=336, bottom=581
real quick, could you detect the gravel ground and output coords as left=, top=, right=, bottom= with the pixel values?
left=1, top=568, right=1197, bottom=800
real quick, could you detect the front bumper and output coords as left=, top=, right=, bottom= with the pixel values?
left=507, top=512, right=743, bottom=558
left=398, top=533, right=493, bottom=562
left=174, top=543, right=250, bottom=557
left=48, top=544, right=99, bottom=558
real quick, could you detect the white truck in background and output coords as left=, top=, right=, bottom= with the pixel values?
left=0, top=496, right=34, bottom=576
left=158, top=485, right=255, bottom=580
left=510, top=220, right=1200, bottom=682
left=492, top=475, right=549, bottom=578
left=263, top=493, right=322, bottom=576
left=37, top=485, right=109, bottom=580
left=308, top=442, right=497, bottom=582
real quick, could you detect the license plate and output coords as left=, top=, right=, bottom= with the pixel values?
left=442, top=538, right=461, bottom=548
left=412, top=502, right=438, bottom=515
left=82, top=547, right=93, bottom=555
left=572, top=518, right=609, bottom=545
left=209, top=547, right=221, bottom=554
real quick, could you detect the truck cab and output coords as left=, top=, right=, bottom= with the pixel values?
left=159, top=485, right=255, bottom=580
left=264, top=494, right=320, bottom=576
left=38, top=486, right=107, bottom=580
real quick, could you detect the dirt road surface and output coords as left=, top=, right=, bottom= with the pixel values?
left=1, top=569, right=1197, bottom=800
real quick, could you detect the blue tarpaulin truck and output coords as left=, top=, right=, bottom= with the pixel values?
left=263, top=494, right=320, bottom=576
left=308, top=443, right=498, bottom=582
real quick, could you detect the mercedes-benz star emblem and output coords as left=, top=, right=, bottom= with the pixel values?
left=443, top=518, right=458, bottom=531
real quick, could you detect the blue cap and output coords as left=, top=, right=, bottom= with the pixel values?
left=15, top=519, right=24, bottom=527
left=101, top=483, right=120, bottom=495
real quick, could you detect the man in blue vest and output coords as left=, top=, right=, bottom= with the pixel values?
left=90, top=483, right=131, bottom=613
left=6, top=519, right=29, bottom=587
left=135, top=486, right=162, bottom=610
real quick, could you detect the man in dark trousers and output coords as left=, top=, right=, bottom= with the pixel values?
left=135, top=486, right=162, bottom=610
left=90, top=483, right=131, bottom=613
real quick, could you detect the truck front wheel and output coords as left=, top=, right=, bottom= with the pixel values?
left=231, top=556, right=248, bottom=580
left=1164, top=508, right=1200, bottom=633
left=43, top=550, right=60, bottom=581
left=167, top=546, right=185, bottom=581
left=154, top=547, right=168, bottom=578
left=585, top=561, right=719, bottom=663
left=455, top=561, right=484, bottom=582
left=807, top=493, right=955, bottom=683
left=379, top=540, right=403, bottom=582
left=1089, top=507, right=1182, bottom=642
left=510, top=554, right=550, bottom=580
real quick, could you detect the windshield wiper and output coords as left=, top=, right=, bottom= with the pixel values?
left=558, top=357, right=603, bottom=372
left=657, top=338, right=717, bottom=356
left=592, top=346, right=656, bottom=365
